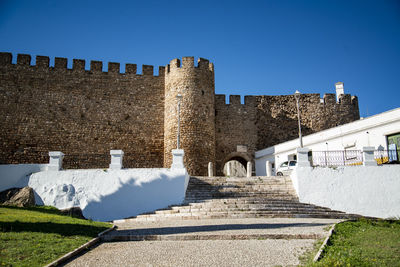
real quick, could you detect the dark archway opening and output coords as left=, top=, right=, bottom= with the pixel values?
left=223, top=156, right=248, bottom=177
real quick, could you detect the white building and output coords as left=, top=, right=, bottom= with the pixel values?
left=255, top=107, right=400, bottom=176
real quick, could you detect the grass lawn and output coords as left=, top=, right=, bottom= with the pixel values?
left=0, top=205, right=112, bottom=266
left=305, top=218, right=400, bottom=266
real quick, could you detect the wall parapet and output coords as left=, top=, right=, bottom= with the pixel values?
left=0, top=52, right=164, bottom=77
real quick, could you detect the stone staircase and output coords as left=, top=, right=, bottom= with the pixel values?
left=115, top=176, right=361, bottom=223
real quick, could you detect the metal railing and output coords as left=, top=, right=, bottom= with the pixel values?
left=311, top=150, right=363, bottom=167
left=312, top=149, right=398, bottom=167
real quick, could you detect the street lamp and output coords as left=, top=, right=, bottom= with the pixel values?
left=294, top=90, right=303, bottom=148
left=176, top=94, right=183, bottom=149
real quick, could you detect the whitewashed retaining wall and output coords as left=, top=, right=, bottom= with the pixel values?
left=0, top=164, right=47, bottom=192
left=291, top=165, right=400, bottom=218
left=28, top=168, right=189, bottom=221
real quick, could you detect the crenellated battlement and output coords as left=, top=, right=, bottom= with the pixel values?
left=0, top=52, right=164, bottom=77
left=215, top=93, right=358, bottom=108
left=36, top=55, right=49, bottom=68
left=215, top=94, right=257, bottom=107
left=73, top=59, right=85, bottom=72
left=0, top=52, right=12, bottom=65
left=54, top=57, right=67, bottom=69
left=338, top=94, right=358, bottom=105
left=17, top=54, right=31, bottom=65
left=322, top=93, right=358, bottom=105
left=166, top=57, right=214, bottom=74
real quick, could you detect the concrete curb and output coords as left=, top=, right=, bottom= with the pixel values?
left=313, top=223, right=337, bottom=262
left=45, top=225, right=117, bottom=267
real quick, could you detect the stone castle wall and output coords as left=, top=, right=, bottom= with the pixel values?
left=0, top=53, right=360, bottom=175
left=0, top=53, right=165, bottom=168
left=215, top=95, right=258, bottom=175
left=215, top=93, right=359, bottom=175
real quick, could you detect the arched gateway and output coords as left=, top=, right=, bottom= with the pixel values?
left=222, top=152, right=252, bottom=177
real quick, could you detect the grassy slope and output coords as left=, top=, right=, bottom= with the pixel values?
left=0, top=206, right=111, bottom=266
left=305, top=219, right=400, bottom=267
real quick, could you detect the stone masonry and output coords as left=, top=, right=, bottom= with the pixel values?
left=0, top=53, right=359, bottom=175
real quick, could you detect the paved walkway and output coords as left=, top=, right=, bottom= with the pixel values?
left=65, top=218, right=340, bottom=267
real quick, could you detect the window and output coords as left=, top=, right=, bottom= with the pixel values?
left=387, top=133, right=400, bottom=162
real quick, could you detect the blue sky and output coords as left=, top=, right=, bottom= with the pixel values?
left=0, top=0, right=399, bottom=117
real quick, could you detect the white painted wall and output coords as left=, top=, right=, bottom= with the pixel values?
left=28, top=168, right=189, bottom=222
left=255, top=108, right=400, bottom=175
left=0, top=164, right=47, bottom=191
left=291, top=165, right=400, bottom=219
left=255, top=150, right=275, bottom=176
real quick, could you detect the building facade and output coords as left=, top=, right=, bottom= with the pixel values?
left=255, top=108, right=400, bottom=176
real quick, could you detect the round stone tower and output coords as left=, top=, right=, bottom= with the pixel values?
left=164, top=57, right=215, bottom=176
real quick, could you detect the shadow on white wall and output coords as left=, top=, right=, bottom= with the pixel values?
left=28, top=168, right=188, bottom=221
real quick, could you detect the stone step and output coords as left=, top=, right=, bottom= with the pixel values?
left=188, top=182, right=293, bottom=185
left=187, top=180, right=292, bottom=186
left=136, top=207, right=349, bottom=217
left=183, top=197, right=299, bottom=202
left=180, top=207, right=332, bottom=212
left=189, top=176, right=291, bottom=180
left=185, top=196, right=298, bottom=200
left=180, top=204, right=333, bottom=210
left=170, top=202, right=336, bottom=209
left=186, top=192, right=297, bottom=195
left=186, top=189, right=297, bottom=193
left=102, top=232, right=323, bottom=242
left=186, top=187, right=276, bottom=189
left=186, top=184, right=294, bottom=188
left=185, top=192, right=298, bottom=195
left=123, top=212, right=359, bottom=223
left=185, top=176, right=298, bottom=200
left=139, top=208, right=347, bottom=217
left=115, top=175, right=362, bottom=224
left=187, top=179, right=292, bottom=183
left=187, top=188, right=295, bottom=191
left=146, top=209, right=344, bottom=217
left=169, top=206, right=338, bottom=213
left=187, top=191, right=295, bottom=194
left=185, top=201, right=319, bottom=207
left=184, top=198, right=302, bottom=203
left=183, top=199, right=300, bottom=204
left=177, top=205, right=335, bottom=210
left=186, top=193, right=297, bottom=196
